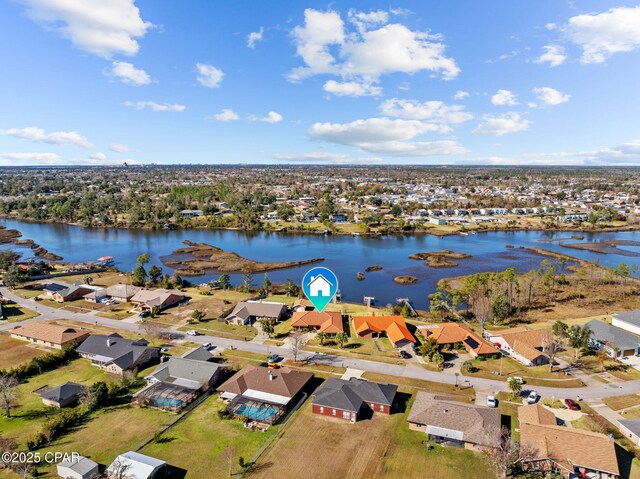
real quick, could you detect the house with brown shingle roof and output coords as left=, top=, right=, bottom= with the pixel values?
left=407, top=391, right=501, bottom=450
left=485, top=327, right=549, bottom=366
left=352, top=315, right=415, bottom=348
left=518, top=404, right=619, bottom=478
left=10, top=322, right=90, bottom=349
left=130, top=288, right=185, bottom=312
left=291, top=311, right=344, bottom=335
left=420, top=323, right=498, bottom=357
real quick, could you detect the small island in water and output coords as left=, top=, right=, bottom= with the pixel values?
left=408, top=250, right=472, bottom=268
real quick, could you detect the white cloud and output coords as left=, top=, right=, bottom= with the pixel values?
left=562, top=6, right=640, bottom=64
left=211, top=109, right=240, bottom=122
left=308, top=117, right=466, bottom=157
left=491, top=89, right=518, bottom=106
left=288, top=9, right=459, bottom=87
left=195, top=63, right=224, bottom=88
left=0, top=126, right=92, bottom=148
left=110, top=143, right=131, bottom=152
left=348, top=9, right=389, bottom=33
left=21, top=0, right=152, bottom=58
left=453, top=90, right=469, bottom=100
left=0, top=152, right=61, bottom=163
left=533, top=87, right=571, bottom=106
left=247, top=27, right=264, bottom=48
left=323, top=80, right=381, bottom=97
left=379, top=99, right=473, bottom=124
left=107, top=61, right=151, bottom=86
left=124, top=101, right=185, bottom=112
left=257, top=111, right=283, bottom=124
left=473, top=112, right=531, bottom=136
left=88, top=151, right=107, bottom=161
left=272, top=152, right=350, bottom=162
left=534, top=45, right=567, bottom=67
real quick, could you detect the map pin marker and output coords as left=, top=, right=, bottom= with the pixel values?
left=301, top=267, right=339, bottom=313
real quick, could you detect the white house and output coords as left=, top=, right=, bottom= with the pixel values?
left=612, top=310, right=640, bottom=337
left=107, top=451, right=165, bottom=479
left=308, top=274, right=332, bottom=297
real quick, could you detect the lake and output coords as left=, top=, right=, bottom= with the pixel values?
left=2, top=218, right=639, bottom=309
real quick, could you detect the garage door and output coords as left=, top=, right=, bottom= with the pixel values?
left=623, top=349, right=636, bottom=357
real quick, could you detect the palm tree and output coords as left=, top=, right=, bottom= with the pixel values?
left=84, top=275, right=93, bottom=285
left=316, top=331, right=327, bottom=346
left=335, top=332, right=348, bottom=349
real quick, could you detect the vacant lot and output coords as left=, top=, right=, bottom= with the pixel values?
left=0, top=334, right=48, bottom=368
left=248, top=401, right=492, bottom=479
left=1, top=304, right=39, bottom=322
left=604, top=394, right=640, bottom=412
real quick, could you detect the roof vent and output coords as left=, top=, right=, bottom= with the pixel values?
left=107, top=338, right=112, bottom=347
left=268, top=371, right=274, bottom=381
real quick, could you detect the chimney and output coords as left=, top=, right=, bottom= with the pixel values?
left=107, top=337, right=112, bottom=347
left=268, top=371, right=274, bottom=381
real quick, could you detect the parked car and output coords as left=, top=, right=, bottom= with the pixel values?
left=186, top=330, right=199, bottom=336
left=564, top=398, right=580, bottom=411
left=202, top=342, right=212, bottom=350
left=138, top=311, right=149, bottom=318
left=268, top=353, right=279, bottom=363
left=556, top=417, right=565, bottom=426
left=510, top=376, right=525, bottom=385
left=487, top=395, right=497, bottom=408
left=400, top=350, right=412, bottom=359
left=527, top=391, right=539, bottom=404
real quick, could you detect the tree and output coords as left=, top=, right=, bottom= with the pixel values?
left=418, top=338, right=440, bottom=361
left=507, top=377, right=522, bottom=400
left=289, top=332, right=308, bottom=362
left=552, top=320, right=568, bottom=339
left=3, top=266, right=29, bottom=288
left=543, top=333, right=563, bottom=372
left=140, top=322, right=164, bottom=343
left=107, top=459, right=132, bottom=479
left=240, top=273, right=254, bottom=292
left=595, top=347, right=610, bottom=372
left=258, top=318, right=274, bottom=338
left=316, top=331, right=327, bottom=346
left=218, top=274, right=231, bottom=290
left=191, top=309, right=206, bottom=322
left=335, top=332, right=348, bottom=349
left=432, top=352, right=445, bottom=369
left=148, top=265, right=163, bottom=284
left=0, top=250, right=18, bottom=271
left=429, top=291, right=450, bottom=321
left=0, top=376, right=19, bottom=417
left=137, top=253, right=151, bottom=265
left=131, top=264, right=147, bottom=287
left=284, top=278, right=299, bottom=297
left=567, top=324, right=592, bottom=359
left=83, top=275, right=93, bottom=285
left=483, top=425, right=538, bottom=479
left=261, top=273, right=272, bottom=295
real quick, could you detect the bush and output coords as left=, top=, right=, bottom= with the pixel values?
left=1, top=348, right=77, bottom=381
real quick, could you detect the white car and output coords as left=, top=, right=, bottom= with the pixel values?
left=510, top=376, right=525, bottom=385
left=486, top=395, right=497, bottom=408
left=202, top=342, right=212, bottom=350
left=527, top=391, right=539, bottom=404
left=186, top=330, right=199, bottom=336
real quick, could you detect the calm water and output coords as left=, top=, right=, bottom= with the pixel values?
left=3, top=218, right=639, bottom=309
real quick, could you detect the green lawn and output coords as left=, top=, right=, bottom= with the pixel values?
left=0, top=360, right=119, bottom=446
left=142, top=394, right=278, bottom=478
left=178, top=320, right=257, bottom=341
left=497, top=392, right=521, bottom=441
left=273, top=318, right=292, bottom=338
left=12, top=289, right=42, bottom=299
left=619, top=406, right=640, bottom=420
left=95, top=302, right=137, bottom=320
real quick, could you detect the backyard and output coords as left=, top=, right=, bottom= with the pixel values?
left=0, top=334, right=48, bottom=368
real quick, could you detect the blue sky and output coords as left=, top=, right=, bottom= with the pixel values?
left=1, top=0, right=639, bottom=166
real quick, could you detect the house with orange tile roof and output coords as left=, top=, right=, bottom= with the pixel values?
left=351, top=315, right=415, bottom=348
left=485, top=327, right=549, bottom=366
left=519, top=404, right=619, bottom=478
left=420, top=323, right=498, bottom=357
left=291, top=311, right=344, bottom=335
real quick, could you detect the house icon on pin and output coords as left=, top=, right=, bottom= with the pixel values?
left=307, top=274, right=333, bottom=297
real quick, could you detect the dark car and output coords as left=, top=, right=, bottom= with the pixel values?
left=138, top=310, right=150, bottom=318
left=565, top=398, right=580, bottom=411
left=400, top=350, right=412, bottom=359
left=556, top=417, right=565, bottom=426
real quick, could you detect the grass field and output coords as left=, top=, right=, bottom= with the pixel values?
left=1, top=304, right=39, bottom=323
left=247, top=400, right=493, bottom=479
left=178, top=320, right=257, bottom=341
left=0, top=334, right=48, bottom=368
left=142, top=394, right=278, bottom=479
left=603, top=394, right=640, bottom=412
left=361, top=372, right=475, bottom=400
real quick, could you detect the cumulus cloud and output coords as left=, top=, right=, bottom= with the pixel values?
left=20, top=0, right=152, bottom=58
left=195, top=63, right=224, bottom=88
left=124, top=101, right=185, bottom=112
left=453, top=90, right=469, bottom=100
left=473, top=112, right=531, bottom=136
left=323, top=80, right=381, bottom=97
left=534, top=45, right=567, bottom=67
left=379, top=99, right=473, bottom=124
left=0, top=152, right=62, bottom=163
left=288, top=9, right=459, bottom=95
left=107, top=61, right=151, bottom=86
left=255, top=111, right=283, bottom=124
left=211, top=109, right=240, bottom=121
left=533, top=87, right=571, bottom=106
left=562, top=6, right=640, bottom=64
left=0, top=126, right=92, bottom=148
left=88, top=151, right=107, bottom=161
left=110, top=143, right=131, bottom=152
left=247, top=27, right=264, bottom=48
left=491, top=89, right=518, bottom=106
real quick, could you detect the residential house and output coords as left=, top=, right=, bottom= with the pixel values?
left=291, top=311, right=344, bottom=335
left=43, top=282, right=93, bottom=303
left=519, top=404, right=619, bottom=478
left=40, top=382, right=85, bottom=408
left=77, top=333, right=159, bottom=375
left=586, top=319, right=639, bottom=358
left=420, top=324, right=498, bottom=357
left=107, top=451, right=165, bottom=479
left=105, top=284, right=142, bottom=302
left=612, top=310, right=640, bottom=337
left=225, top=300, right=287, bottom=326
left=352, top=315, right=416, bottom=348
left=10, top=322, right=90, bottom=349
left=130, top=288, right=185, bottom=312
left=329, top=213, right=348, bottom=223
left=56, top=456, right=99, bottom=479
left=407, top=392, right=501, bottom=450
left=619, top=419, right=640, bottom=446
left=292, top=298, right=313, bottom=312
left=485, top=327, right=549, bottom=366
left=135, top=347, right=225, bottom=411
left=311, top=378, right=397, bottom=422
left=179, top=209, right=203, bottom=218
left=83, top=288, right=108, bottom=303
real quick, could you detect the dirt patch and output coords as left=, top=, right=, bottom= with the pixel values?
left=365, top=265, right=383, bottom=272
left=0, top=228, right=22, bottom=243
left=161, top=240, right=323, bottom=275
left=393, top=276, right=418, bottom=285
left=408, top=250, right=471, bottom=268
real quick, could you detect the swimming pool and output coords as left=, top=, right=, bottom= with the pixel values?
left=235, top=403, right=279, bottom=421
left=153, top=397, right=183, bottom=409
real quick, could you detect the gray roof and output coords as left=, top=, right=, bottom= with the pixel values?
left=613, top=310, right=640, bottom=328
left=77, top=333, right=155, bottom=370
left=58, top=456, right=99, bottom=475
left=40, top=381, right=84, bottom=403
left=586, top=320, right=640, bottom=351
left=312, top=378, right=397, bottom=412
left=43, top=282, right=69, bottom=293
left=147, top=351, right=222, bottom=390
left=181, top=346, right=213, bottom=361
left=226, top=301, right=287, bottom=321
left=106, top=283, right=141, bottom=299
left=620, top=419, right=640, bottom=436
